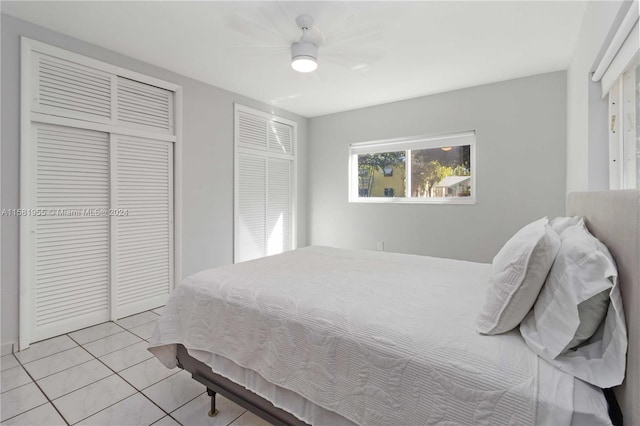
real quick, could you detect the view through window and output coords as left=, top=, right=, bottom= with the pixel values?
left=350, top=132, right=475, bottom=203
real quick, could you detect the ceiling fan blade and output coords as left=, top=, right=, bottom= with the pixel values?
left=256, top=1, right=300, bottom=42
left=227, top=13, right=292, bottom=46
left=322, top=46, right=385, bottom=67
left=322, top=21, right=384, bottom=47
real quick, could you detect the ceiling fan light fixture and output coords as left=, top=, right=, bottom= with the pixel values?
left=291, top=41, right=318, bottom=73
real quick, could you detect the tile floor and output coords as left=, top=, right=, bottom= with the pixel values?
left=0, top=308, right=270, bottom=426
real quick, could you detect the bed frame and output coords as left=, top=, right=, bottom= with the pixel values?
left=175, top=190, right=640, bottom=426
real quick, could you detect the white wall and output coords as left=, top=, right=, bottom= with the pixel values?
left=566, top=0, right=630, bottom=193
left=308, top=72, right=567, bottom=263
left=0, top=14, right=309, bottom=347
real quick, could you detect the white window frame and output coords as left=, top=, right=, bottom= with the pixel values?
left=592, top=1, right=639, bottom=189
left=609, top=57, right=639, bottom=189
left=348, top=131, right=476, bottom=204
left=20, top=37, right=183, bottom=349
left=233, top=104, right=297, bottom=263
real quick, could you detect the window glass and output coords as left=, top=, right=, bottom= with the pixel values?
left=410, top=146, right=471, bottom=198
left=350, top=132, right=475, bottom=204
left=357, top=152, right=406, bottom=198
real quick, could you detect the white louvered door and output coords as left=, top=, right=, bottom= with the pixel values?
left=32, top=52, right=112, bottom=124
left=116, top=77, right=174, bottom=134
left=234, top=105, right=295, bottom=263
left=31, top=123, right=110, bottom=341
left=21, top=39, right=179, bottom=348
left=113, top=135, right=173, bottom=318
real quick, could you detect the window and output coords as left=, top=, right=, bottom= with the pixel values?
left=609, top=59, right=640, bottom=189
left=349, top=131, right=476, bottom=204
left=591, top=2, right=639, bottom=189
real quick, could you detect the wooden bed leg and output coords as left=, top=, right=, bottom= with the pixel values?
left=207, top=388, right=219, bottom=417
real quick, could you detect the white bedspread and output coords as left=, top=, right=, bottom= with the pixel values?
left=149, top=246, right=560, bottom=425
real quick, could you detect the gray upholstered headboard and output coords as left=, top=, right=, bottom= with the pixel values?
left=567, top=190, right=640, bottom=426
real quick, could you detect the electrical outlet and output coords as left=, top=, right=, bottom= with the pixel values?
left=376, top=241, right=384, bottom=251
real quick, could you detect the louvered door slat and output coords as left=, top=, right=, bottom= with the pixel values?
left=33, top=123, right=110, bottom=340
left=114, top=136, right=172, bottom=318
left=266, top=158, right=291, bottom=255
left=37, top=275, right=108, bottom=291
left=116, top=77, right=173, bottom=134
left=34, top=53, right=112, bottom=123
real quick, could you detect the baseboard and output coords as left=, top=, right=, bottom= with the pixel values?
left=1, top=342, right=15, bottom=356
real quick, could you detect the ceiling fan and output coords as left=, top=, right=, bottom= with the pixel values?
left=291, top=15, right=320, bottom=73
left=226, top=6, right=384, bottom=74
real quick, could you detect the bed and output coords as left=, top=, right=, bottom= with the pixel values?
left=149, top=190, right=639, bottom=425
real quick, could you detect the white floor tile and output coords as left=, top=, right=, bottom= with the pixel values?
left=1, top=355, right=20, bottom=372
left=37, top=359, right=112, bottom=400
left=0, top=382, right=47, bottom=422
left=229, top=411, right=273, bottom=426
left=52, top=374, right=137, bottom=424
left=22, top=346, right=93, bottom=380
left=14, top=335, right=77, bottom=364
left=76, top=392, right=165, bottom=426
left=152, top=306, right=165, bottom=316
left=1, top=343, right=13, bottom=356
left=142, top=370, right=205, bottom=413
left=1, top=402, right=66, bottom=426
left=129, top=320, right=158, bottom=340
left=119, top=357, right=179, bottom=390
left=152, top=415, right=181, bottom=425
left=1, top=366, right=32, bottom=394
left=172, top=392, right=246, bottom=426
left=82, top=330, right=142, bottom=358
left=98, top=341, right=153, bottom=372
left=68, top=322, right=125, bottom=345
left=117, top=311, right=160, bottom=329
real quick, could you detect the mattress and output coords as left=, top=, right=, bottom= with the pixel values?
left=149, top=246, right=610, bottom=425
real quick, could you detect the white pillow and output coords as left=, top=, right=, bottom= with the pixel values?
left=520, top=223, right=627, bottom=388
left=476, top=218, right=561, bottom=335
left=549, top=216, right=583, bottom=235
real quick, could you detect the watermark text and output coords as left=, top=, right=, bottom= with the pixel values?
left=1, top=208, right=129, bottom=217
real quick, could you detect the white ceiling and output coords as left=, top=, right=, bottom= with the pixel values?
left=2, top=1, right=587, bottom=118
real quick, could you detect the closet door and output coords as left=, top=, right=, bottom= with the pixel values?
left=113, top=135, right=173, bottom=318
left=31, top=123, right=110, bottom=341
left=21, top=39, right=180, bottom=349
left=234, top=106, right=295, bottom=263
left=235, top=154, right=292, bottom=262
